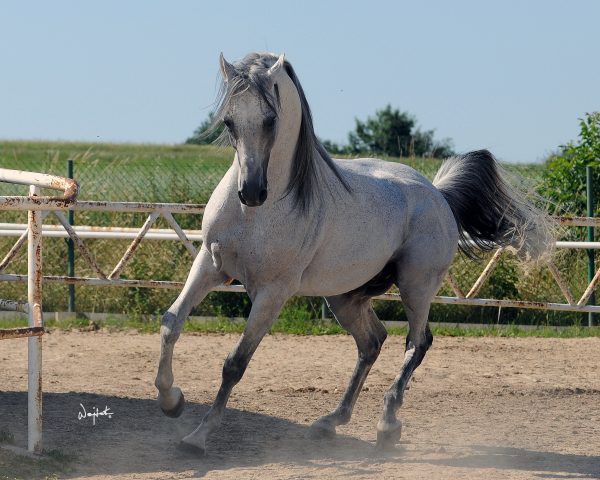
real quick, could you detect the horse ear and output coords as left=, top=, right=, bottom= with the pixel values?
left=220, top=52, right=236, bottom=82
left=267, top=54, right=285, bottom=77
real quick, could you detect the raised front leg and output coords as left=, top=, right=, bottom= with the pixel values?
left=179, top=286, right=290, bottom=454
left=310, top=294, right=387, bottom=439
left=155, top=247, right=226, bottom=417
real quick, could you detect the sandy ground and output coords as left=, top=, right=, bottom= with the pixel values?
left=1, top=330, right=599, bottom=479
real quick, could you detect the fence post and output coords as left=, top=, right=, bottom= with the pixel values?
left=67, top=159, right=75, bottom=313
left=586, top=166, right=596, bottom=327
left=28, top=185, right=43, bottom=453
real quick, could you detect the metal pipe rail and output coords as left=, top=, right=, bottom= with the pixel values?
left=0, top=199, right=204, bottom=213
left=0, top=224, right=597, bottom=249
left=0, top=223, right=203, bottom=241
left=0, top=169, right=78, bottom=210
left=1, top=273, right=598, bottom=314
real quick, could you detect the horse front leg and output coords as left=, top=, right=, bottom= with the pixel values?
left=179, top=286, right=289, bottom=454
left=155, top=247, right=226, bottom=417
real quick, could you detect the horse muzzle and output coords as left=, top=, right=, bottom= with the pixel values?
left=238, top=181, right=268, bottom=207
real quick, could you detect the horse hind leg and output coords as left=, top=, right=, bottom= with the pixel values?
left=309, top=293, right=387, bottom=439
left=155, top=247, right=226, bottom=417
left=376, top=262, right=446, bottom=449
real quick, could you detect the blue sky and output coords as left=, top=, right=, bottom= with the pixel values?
left=1, top=0, right=599, bottom=163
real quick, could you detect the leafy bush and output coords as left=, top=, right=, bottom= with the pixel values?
left=541, top=112, right=600, bottom=216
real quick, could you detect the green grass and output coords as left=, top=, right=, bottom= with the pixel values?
left=428, top=324, right=600, bottom=338
left=0, top=427, right=74, bottom=480
left=0, top=448, right=75, bottom=480
left=0, top=140, right=232, bottom=201
left=0, top=139, right=544, bottom=199
left=1, top=316, right=599, bottom=338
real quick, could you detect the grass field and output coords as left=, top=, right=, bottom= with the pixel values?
left=0, top=140, right=543, bottom=202
left=1, top=314, right=599, bottom=338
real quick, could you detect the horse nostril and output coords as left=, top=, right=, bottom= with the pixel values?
left=258, top=189, right=268, bottom=203
left=238, top=190, right=247, bottom=205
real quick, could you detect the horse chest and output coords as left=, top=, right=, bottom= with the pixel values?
left=204, top=215, right=307, bottom=284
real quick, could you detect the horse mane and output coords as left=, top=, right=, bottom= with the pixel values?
left=208, top=52, right=351, bottom=212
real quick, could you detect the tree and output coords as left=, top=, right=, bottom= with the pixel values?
left=320, top=139, right=346, bottom=155
left=185, top=112, right=223, bottom=145
left=541, top=112, right=600, bottom=216
left=346, top=105, right=454, bottom=158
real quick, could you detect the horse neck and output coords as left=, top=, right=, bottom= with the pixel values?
left=264, top=79, right=302, bottom=201
left=266, top=135, right=296, bottom=201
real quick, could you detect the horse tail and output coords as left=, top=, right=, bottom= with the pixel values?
left=433, top=149, right=554, bottom=262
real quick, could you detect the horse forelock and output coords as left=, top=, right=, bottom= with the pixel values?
left=208, top=53, right=279, bottom=146
left=226, top=53, right=280, bottom=113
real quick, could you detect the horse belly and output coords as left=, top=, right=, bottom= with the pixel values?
left=297, top=233, right=398, bottom=297
left=298, top=263, right=389, bottom=297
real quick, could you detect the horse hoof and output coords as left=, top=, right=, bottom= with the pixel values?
left=177, top=440, right=205, bottom=456
left=161, top=391, right=185, bottom=418
left=376, top=421, right=402, bottom=450
left=308, top=421, right=336, bottom=440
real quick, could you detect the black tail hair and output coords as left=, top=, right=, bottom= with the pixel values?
left=433, top=149, right=552, bottom=261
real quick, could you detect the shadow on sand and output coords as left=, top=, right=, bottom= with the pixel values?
left=406, top=445, right=600, bottom=479
left=1, top=391, right=380, bottom=478
left=1, top=391, right=599, bottom=478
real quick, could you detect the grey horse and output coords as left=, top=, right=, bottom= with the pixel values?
left=154, top=52, right=552, bottom=454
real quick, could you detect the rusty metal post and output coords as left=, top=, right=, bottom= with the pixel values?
left=28, top=185, right=43, bottom=453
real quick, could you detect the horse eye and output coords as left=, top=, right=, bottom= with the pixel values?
left=263, top=116, right=276, bottom=129
left=223, top=118, right=233, bottom=130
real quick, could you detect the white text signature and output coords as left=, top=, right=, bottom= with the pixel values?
left=77, top=404, right=114, bottom=426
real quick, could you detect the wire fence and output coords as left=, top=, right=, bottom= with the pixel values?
left=0, top=142, right=230, bottom=316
